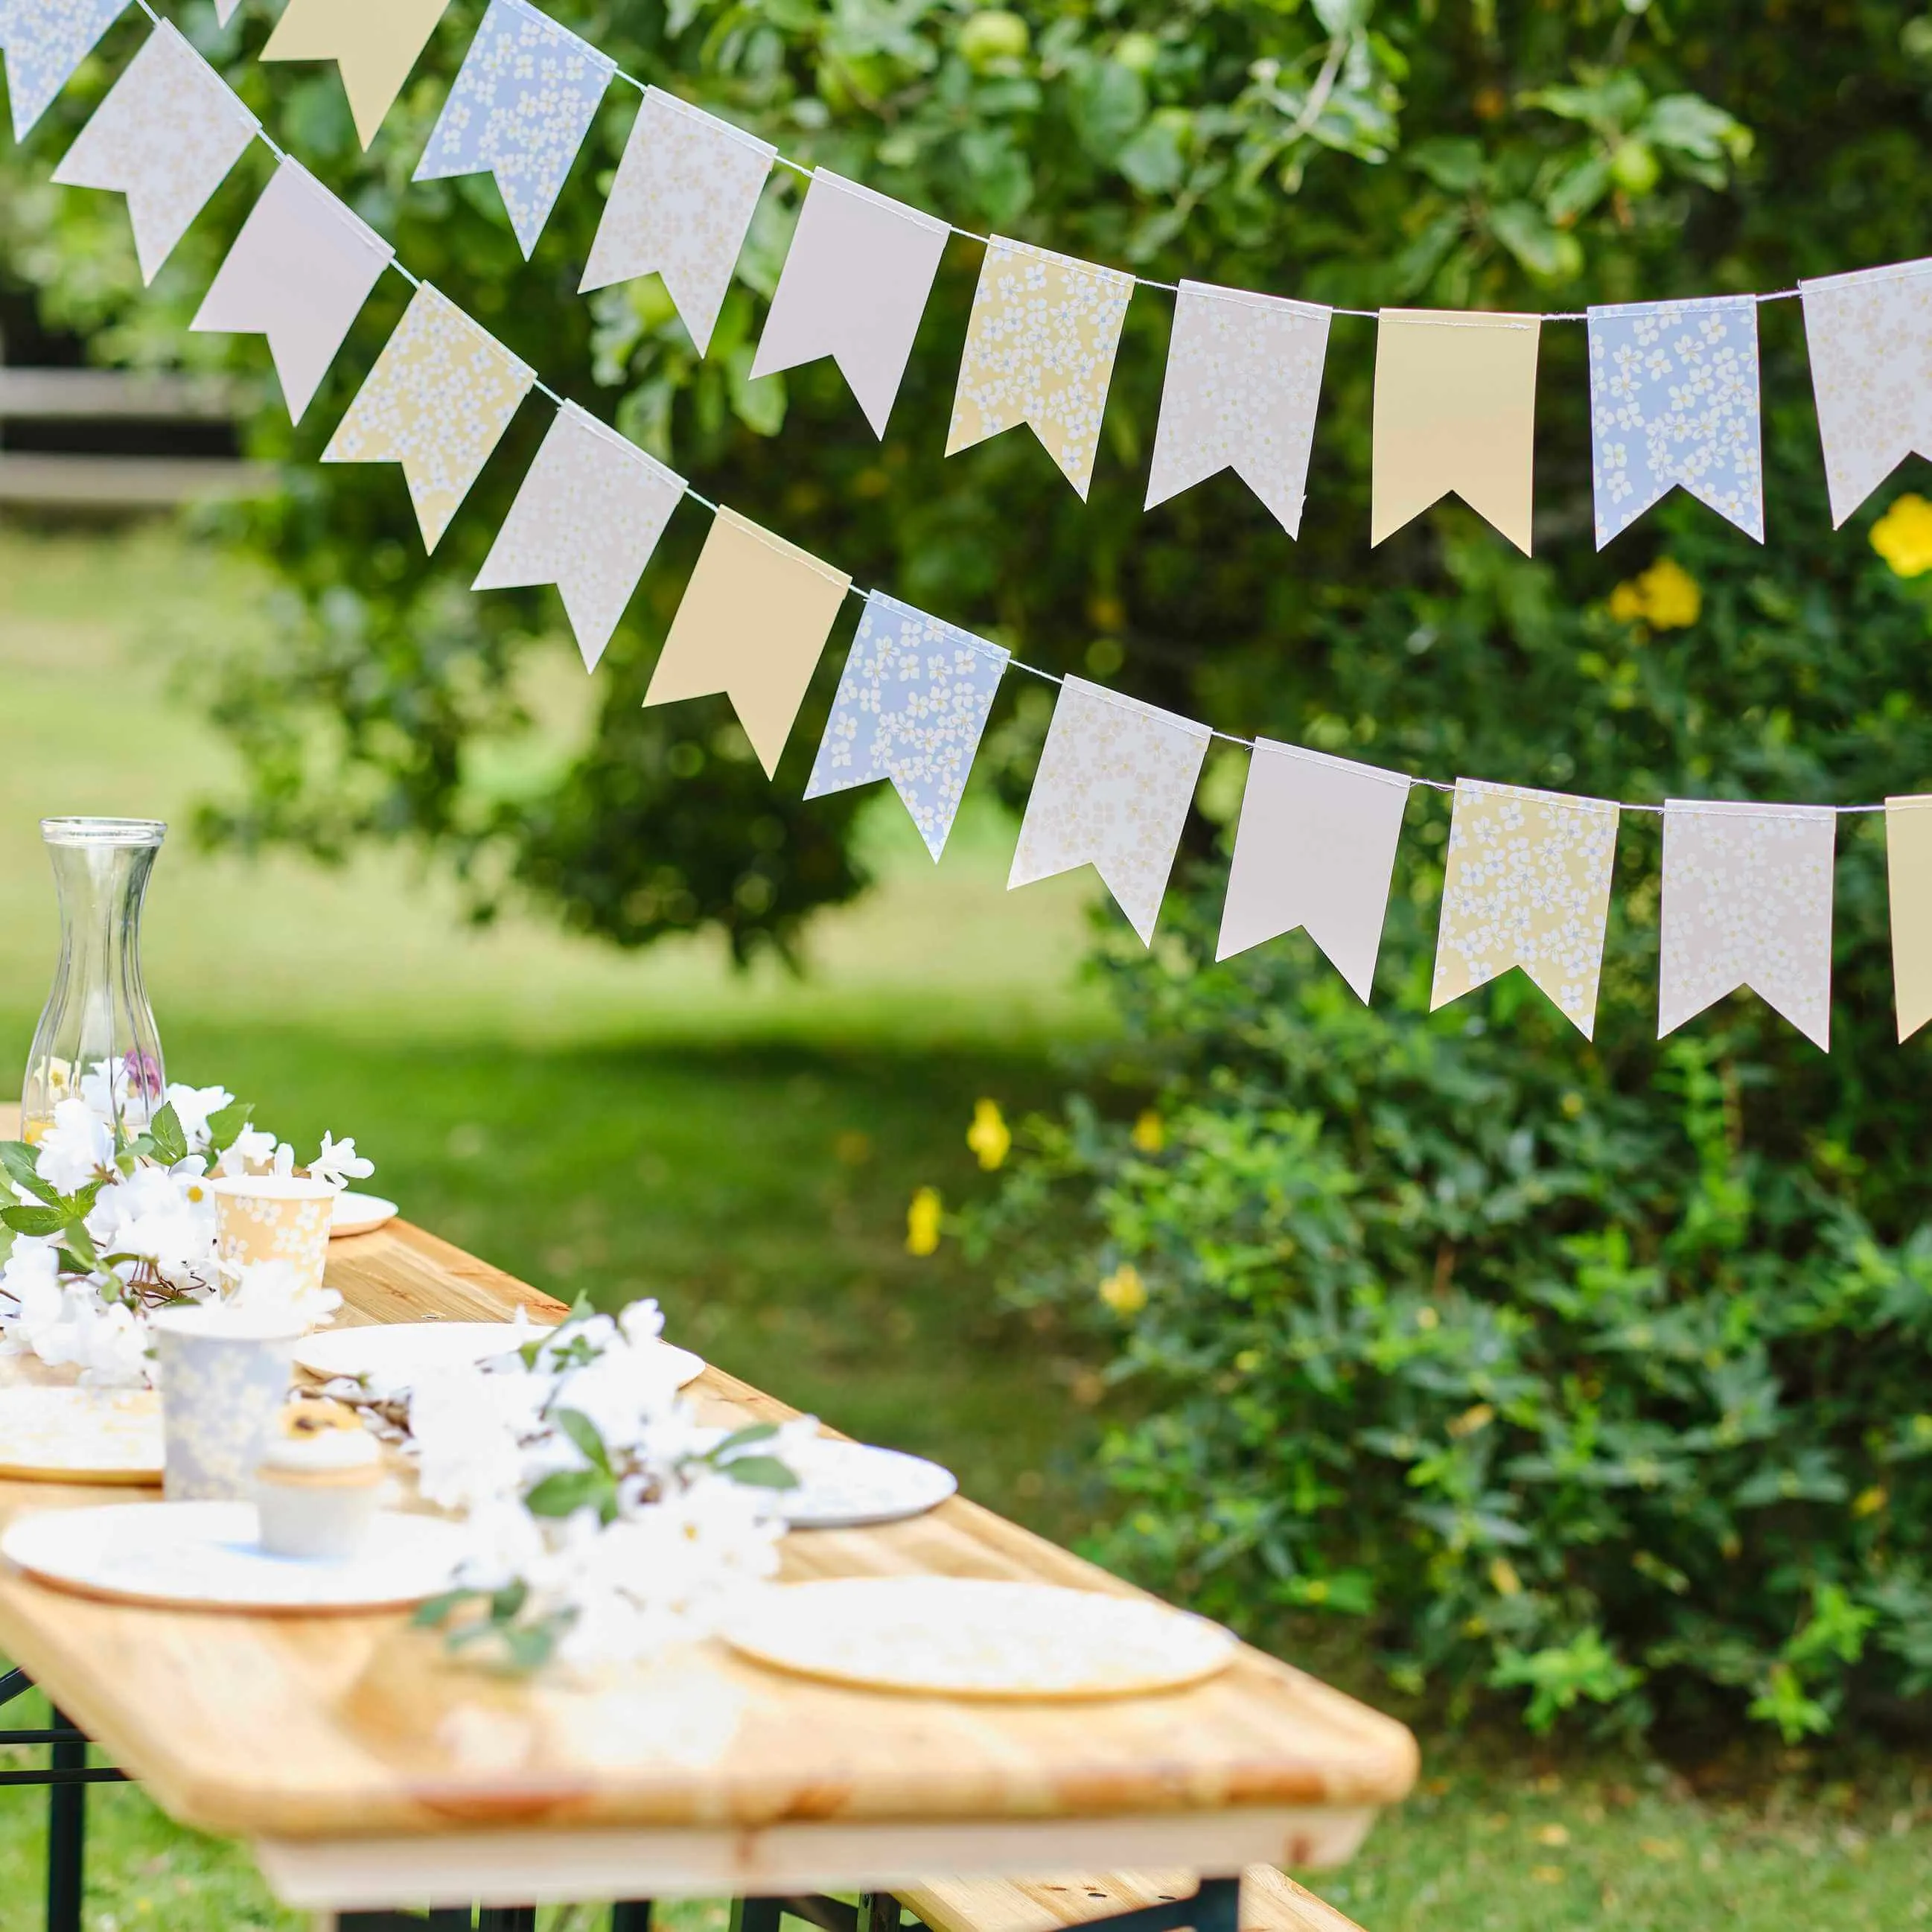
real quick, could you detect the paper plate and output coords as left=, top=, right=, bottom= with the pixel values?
left=0, top=1387, right=163, bottom=1485
left=777, top=1439, right=957, bottom=1530
left=330, top=1192, right=399, bottom=1239
left=3, top=1502, right=466, bottom=1614
left=721, top=1577, right=1238, bottom=1700
left=292, top=1321, right=704, bottom=1391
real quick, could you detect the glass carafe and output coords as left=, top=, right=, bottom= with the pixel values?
left=21, top=817, right=168, bottom=1144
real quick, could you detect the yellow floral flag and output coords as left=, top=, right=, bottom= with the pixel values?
left=1430, top=779, right=1622, bottom=1038
left=946, top=237, right=1134, bottom=500
left=1372, top=310, right=1542, bottom=555
left=1887, top=796, right=1932, bottom=1042
left=263, top=0, right=451, bottom=150
left=322, top=283, right=533, bottom=552
left=643, top=508, right=852, bottom=778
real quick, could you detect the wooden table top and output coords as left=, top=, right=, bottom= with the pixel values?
left=0, top=1204, right=1416, bottom=1857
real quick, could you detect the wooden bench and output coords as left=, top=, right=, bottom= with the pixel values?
left=901, top=1864, right=1365, bottom=1932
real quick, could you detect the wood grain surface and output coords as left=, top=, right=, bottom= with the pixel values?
left=0, top=1204, right=1417, bottom=1858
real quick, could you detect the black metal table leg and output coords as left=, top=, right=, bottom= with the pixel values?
left=476, top=1911, right=537, bottom=1931
left=611, top=1904, right=654, bottom=1931
left=45, top=1704, right=86, bottom=1932
left=860, top=1898, right=902, bottom=1932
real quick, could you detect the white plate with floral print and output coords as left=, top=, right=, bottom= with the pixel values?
left=775, top=1439, right=957, bottom=1530
left=721, top=1577, right=1239, bottom=1700
left=292, top=1321, right=705, bottom=1391
left=0, top=1388, right=163, bottom=1485
left=329, top=1193, right=399, bottom=1239
left=3, top=1501, right=466, bottom=1613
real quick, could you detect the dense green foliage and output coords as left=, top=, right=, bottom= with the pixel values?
left=10, top=0, right=1932, bottom=1738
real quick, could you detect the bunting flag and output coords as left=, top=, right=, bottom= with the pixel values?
left=50, top=22, right=258, bottom=287
left=947, top=237, right=1135, bottom=501
left=191, top=158, right=392, bottom=423
left=473, top=402, right=684, bottom=672
left=261, top=0, right=450, bottom=150
left=748, top=170, right=950, bottom=439
left=412, top=0, right=612, bottom=258
left=1588, top=296, right=1764, bottom=548
left=1658, top=801, right=1835, bottom=1049
left=1009, top=677, right=1208, bottom=944
left=581, top=86, right=774, bottom=357
left=1431, top=780, right=1620, bottom=1038
left=1147, top=282, right=1331, bottom=538
left=804, top=593, right=1009, bottom=859
left=1217, top=739, right=1411, bottom=1001
left=1887, top=796, right=1932, bottom=1044
left=214, top=0, right=239, bottom=22
left=321, top=281, right=534, bottom=552
left=1800, top=261, right=1932, bottom=529
left=1372, top=310, right=1541, bottom=555
left=643, top=507, right=850, bottom=778
left=1, top=0, right=128, bottom=141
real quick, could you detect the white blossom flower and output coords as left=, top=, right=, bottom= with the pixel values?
left=410, top=1363, right=532, bottom=1513
left=34, top=1099, right=114, bottom=1195
left=162, top=1083, right=234, bottom=1151
left=310, top=1133, right=375, bottom=1188
left=223, top=1255, right=340, bottom=1332
left=214, top=1126, right=278, bottom=1177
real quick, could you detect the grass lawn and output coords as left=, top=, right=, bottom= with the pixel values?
left=0, top=523, right=1927, bottom=1931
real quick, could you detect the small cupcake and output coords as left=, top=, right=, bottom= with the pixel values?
left=255, top=1400, right=383, bottom=1560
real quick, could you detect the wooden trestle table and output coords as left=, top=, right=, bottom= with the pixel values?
left=0, top=1201, right=1418, bottom=1925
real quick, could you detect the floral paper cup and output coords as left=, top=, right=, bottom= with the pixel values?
left=213, top=1175, right=335, bottom=1301
left=151, top=1304, right=305, bottom=1501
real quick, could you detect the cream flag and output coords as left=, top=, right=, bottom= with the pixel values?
left=1372, top=310, right=1541, bottom=554
left=51, top=22, right=258, bottom=287
left=643, top=507, right=851, bottom=778
left=474, top=403, right=686, bottom=672
left=1887, top=796, right=1932, bottom=1043
left=1217, top=739, right=1411, bottom=1001
left=1431, top=780, right=1620, bottom=1038
left=321, top=281, right=534, bottom=552
left=1009, top=677, right=1209, bottom=945
left=581, top=86, right=774, bottom=357
left=947, top=238, right=1134, bottom=501
left=191, top=159, right=392, bottom=423
left=1658, top=801, right=1836, bottom=1051
left=1802, top=261, right=1932, bottom=528
left=748, top=170, right=950, bottom=439
left=262, top=0, right=450, bottom=150
left=1147, top=282, right=1331, bottom=538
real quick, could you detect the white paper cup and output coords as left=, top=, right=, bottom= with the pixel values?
left=151, top=1304, right=305, bottom=1502
left=212, top=1175, right=336, bottom=1301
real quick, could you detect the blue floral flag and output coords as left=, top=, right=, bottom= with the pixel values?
left=1587, top=296, right=1764, bottom=548
left=806, top=593, right=1010, bottom=860
left=412, top=0, right=613, bottom=258
left=1, top=0, right=129, bottom=140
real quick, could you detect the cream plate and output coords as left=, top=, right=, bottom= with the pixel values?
left=330, top=1192, right=399, bottom=1238
left=292, top=1321, right=705, bottom=1391
left=776, top=1439, right=957, bottom=1530
left=721, top=1577, right=1238, bottom=1700
left=3, top=1502, right=466, bottom=1613
left=0, top=1388, right=163, bottom=1485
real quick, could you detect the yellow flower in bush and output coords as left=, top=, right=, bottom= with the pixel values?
left=905, top=1186, right=942, bottom=1256
left=966, top=1097, right=1010, bottom=1170
left=1872, top=493, right=1932, bottom=578
left=1097, top=1263, right=1147, bottom=1317
left=1130, top=1109, right=1165, bottom=1154
left=1607, top=557, right=1702, bottom=629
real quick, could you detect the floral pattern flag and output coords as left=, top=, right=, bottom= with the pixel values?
left=412, top=0, right=613, bottom=258
left=805, top=593, right=1010, bottom=859
left=322, top=281, right=535, bottom=552
left=261, top=0, right=451, bottom=150
left=1217, top=739, right=1412, bottom=1001
left=947, top=238, right=1135, bottom=501
left=474, top=402, right=686, bottom=672
left=1801, top=261, right=1932, bottom=528
left=1147, top=281, right=1331, bottom=538
left=581, top=86, right=774, bottom=357
left=1431, top=780, right=1621, bottom=1038
left=191, top=158, right=393, bottom=424
left=1, top=0, right=128, bottom=141
left=1009, top=677, right=1210, bottom=944
left=749, top=170, right=950, bottom=439
left=643, top=507, right=851, bottom=778
left=1659, top=801, right=1836, bottom=1050
left=1588, top=296, right=1764, bottom=548
left=50, top=21, right=258, bottom=286
left=1887, top=796, right=1932, bottom=1044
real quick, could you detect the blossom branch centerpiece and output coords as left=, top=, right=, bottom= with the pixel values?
left=0, top=1080, right=373, bottom=1386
